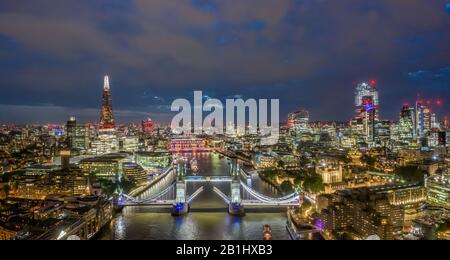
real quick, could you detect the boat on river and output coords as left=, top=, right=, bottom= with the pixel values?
left=263, top=225, right=273, bottom=240
left=190, top=158, right=199, bottom=173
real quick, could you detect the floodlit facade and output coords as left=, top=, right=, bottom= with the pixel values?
left=319, top=186, right=406, bottom=240
left=168, top=138, right=208, bottom=152
left=79, top=154, right=130, bottom=180
left=426, top=175, right=450, bottom=210
left=123, top=162, right=148, bottom=185
left=120, top=136, right=139, bottom=152
left=135, top=151, right=171, bottom=169
left=91, top=130, right=119, bottom=155
left=316, top=161, right=343, bottom=184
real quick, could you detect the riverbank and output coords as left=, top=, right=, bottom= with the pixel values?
left=258, top=173, right=284, bottom=195
left=214, top=149, right=283, bottom=194
left=286, top=210, right=324, bottom=240
left=214, top=149, right=253, bottom=165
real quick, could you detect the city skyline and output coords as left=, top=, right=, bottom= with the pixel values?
left=1, top=1, right=450, bottom=123
left=2, top=1, right=450, bottom=242
left=0, top=74, right=448, bottom=126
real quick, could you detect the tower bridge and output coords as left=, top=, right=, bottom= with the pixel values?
left=118, top=159, right=303, bottom=216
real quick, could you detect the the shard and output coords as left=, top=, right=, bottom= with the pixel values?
left=99, top=75, right=115, bottom=130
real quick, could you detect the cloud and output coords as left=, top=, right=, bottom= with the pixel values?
left=408, top=67, right=450, bottom=80
left=0, top=103, right=174, bottom=124
left=1, top=0, right=448, bottom=86
left=0, top=0, right=449, bottom=122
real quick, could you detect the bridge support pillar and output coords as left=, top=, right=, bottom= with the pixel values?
left=228, top=203, right=245, bottom=216
left=172, top=202, right=189, bottom=216
left=172, top=160, right=189, bottom=216
left=115, top=195, right=125, bottom=213
left=228, top=159, right=245, bottom=216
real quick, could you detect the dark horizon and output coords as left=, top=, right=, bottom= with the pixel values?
left=1, top=1, right=450, bottom=124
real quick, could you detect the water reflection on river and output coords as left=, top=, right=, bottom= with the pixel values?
left=99, top=152, right=291, bottom=240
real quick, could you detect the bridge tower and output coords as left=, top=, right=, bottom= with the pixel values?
left=172, top=159, right=189, bottom=216
left=228, top=158, right=245, bottom=216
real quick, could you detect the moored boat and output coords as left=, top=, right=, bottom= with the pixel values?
left=190, top=158, right=199, bottom=173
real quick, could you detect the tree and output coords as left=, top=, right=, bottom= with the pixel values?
left=293, top=170, right=309, bottom=186
left=99, top=179, right=117, bottom=196
left=303, top=174, right=324, bottom=194
left=333, top=231, right=353, bottom=240
left=337, top=154, right=352, bottom=164
left=260, top=169, right=278, bottom=181
left=280, top=181, right=294, bottom=194
left=277, top=160, right=285, bottom=169
left=1, top=170, right=23, bottom=182
left=294, top=175, right=305, bottom=186
left=361, top=154, right=376, bottom=168
left=120, top=178, right=136, bottom=194
left=3, top=184, right=10, bottom=197
left=394, top=166, right=427, bottom=183
left=436, top=220, right=450, bottom=232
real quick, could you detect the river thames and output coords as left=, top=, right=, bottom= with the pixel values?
left=98, top=152, right=291, bottom=240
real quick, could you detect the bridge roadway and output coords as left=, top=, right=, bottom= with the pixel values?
left=117, top=205, right=293, bottom=213
left=185, top=175, right=232, bottom=182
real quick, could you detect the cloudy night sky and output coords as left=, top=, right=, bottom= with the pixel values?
left=0, top=0, right=450, bottom=124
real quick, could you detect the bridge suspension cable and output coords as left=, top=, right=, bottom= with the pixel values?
left=139, top=182, right=176, bottom=203
left=120, top=182, right=176, bottom=205
left=240, top=181, right=300, bottom=205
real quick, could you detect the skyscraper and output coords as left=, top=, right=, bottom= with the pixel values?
left=66, top=117, right=90, bottom=151
left=100, top=75, right=115, bottom=130
left=91, top=75, right=119, bottom=155
left=415, top=99, right=431, bottom=138
left=398, top=105, right=415, bottom=141
left=352, top=81, right=379, bottom=144
left=66, top=116, right=77, bottom=145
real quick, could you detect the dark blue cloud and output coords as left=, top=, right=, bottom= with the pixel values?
left=408, top=67, right=450, bottom=80
left=0, top=0, right=449, bottom=123
left=191, top=0, right=219, bottom=13
left=246, top=20, right=266, bottom=31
